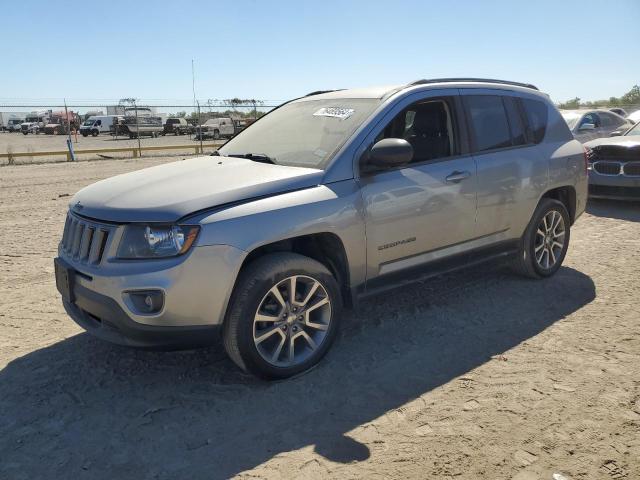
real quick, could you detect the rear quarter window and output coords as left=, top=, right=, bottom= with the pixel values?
left=522, top=98, right=548, bottom=144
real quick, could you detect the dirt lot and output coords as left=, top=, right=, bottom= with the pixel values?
left=0, top=131, right=221, bottom=165
left=1, top=158, right=639, bottom=480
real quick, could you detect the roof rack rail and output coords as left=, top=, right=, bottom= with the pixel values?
left=409, top=78, right=538, bottom=91
left=304, top=89, right=345, bottom=97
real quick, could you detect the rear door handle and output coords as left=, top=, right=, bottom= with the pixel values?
left=445, top=170, right=471, bottom=183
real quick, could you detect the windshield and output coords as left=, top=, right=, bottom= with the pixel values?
left=625, top=122, right=640, bottom=136
left=218, top=98, right=380, bottom=168
left=26, top=116, right=38, bottom=122
left=561, top=111, right=581, bottom=129
left=83, top=119, right=95, bottom=126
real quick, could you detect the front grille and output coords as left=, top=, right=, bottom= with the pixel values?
left=623, top=162, right=640, bottom=176
left=60, top=213, right=114, bottom=265
left=593, top=161, right=621, bottom=175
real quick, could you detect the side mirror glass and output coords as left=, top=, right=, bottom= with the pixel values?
left=610, top=130, right=623, bottom=137
left=369, top=138, right=413, bottom=167
left=579, top=123, right=596, bottom=131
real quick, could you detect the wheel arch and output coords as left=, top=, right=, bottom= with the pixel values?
left=541, top=185, right=577, bottom=224
left=231, top=232, right=352, bottom=310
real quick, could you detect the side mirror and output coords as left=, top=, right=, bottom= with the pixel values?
left=579, top=123, right=596, bottom=131
left=369, top=138, right=413, bottom=167
left=610, top=130, right=623, bottom=137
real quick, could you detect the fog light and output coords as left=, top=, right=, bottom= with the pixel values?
left=125, top=290, right=164, bottom=314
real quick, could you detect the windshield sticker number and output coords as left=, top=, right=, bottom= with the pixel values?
left=313, top=107, right=355, bottom=120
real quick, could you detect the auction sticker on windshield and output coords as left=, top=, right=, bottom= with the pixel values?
left=313, top=107, right=355, bottom=120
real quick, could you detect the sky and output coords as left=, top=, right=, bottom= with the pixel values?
left=2, top=0, right=639, bottom=107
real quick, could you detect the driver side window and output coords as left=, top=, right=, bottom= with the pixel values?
left=364, top=98, right=457, bottom=172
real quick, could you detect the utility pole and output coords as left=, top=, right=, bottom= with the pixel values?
left=197, top=100, right=203, bottom=154
left=134, top=99, right=141, bottom=157
left=64, top=99, right=75, bottom=161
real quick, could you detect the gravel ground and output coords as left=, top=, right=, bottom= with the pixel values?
left=0, top=131, right=221, bottom=165
left=1, top=158, right=639, bottom=480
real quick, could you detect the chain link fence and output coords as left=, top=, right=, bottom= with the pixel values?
left=0, top=102, right=279, bottom=165
left=2, top=100, right=639, bottom=166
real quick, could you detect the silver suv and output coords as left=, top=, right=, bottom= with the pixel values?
left=55, top=78, right=588, bottom=379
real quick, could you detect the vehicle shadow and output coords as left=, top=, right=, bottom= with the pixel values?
left=0, top=264, right=595, bottom=480
left=587, top=198, right=640, bottom=222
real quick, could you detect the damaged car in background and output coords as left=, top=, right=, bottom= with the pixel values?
left=585, top=121, right=640, bottom=200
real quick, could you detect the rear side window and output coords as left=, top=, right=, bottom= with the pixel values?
left=503, top=97, right=527, bottom=146
left=599, top=112, right=624, bottom=128
left=522, top=98, right=548, bottom=144
left=465, top=95, right=511, bottom=152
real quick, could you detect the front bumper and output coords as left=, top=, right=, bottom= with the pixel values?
left=57, top=243, right=247, bottom=349
left=63, top=286, right=220, bottom=349
left=588, top=169, right=640, bottom=200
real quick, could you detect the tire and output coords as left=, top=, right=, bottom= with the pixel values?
left=91, top=129, right=98, bottom=137
left=223, top=252, right=342, bottom=379
left=213, top=129, right=220, bottom=140
left=511, top=198, right=571, bottom=279
left=23, top=131, right=28, bottom=135
left=82, top=132, right=88, bottom=137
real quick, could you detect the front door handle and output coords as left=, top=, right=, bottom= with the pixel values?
left=445, top=170, right=471, bottom=183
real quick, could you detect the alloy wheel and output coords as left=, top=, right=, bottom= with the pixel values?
left=534, top=210, right=566, bottom=270
left=253, top=275, right=331, bottom=367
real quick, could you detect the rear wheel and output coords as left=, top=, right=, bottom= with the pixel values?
left=512, top=198, right=570, bottom=278
left=223, top=252, right=341, bottom=379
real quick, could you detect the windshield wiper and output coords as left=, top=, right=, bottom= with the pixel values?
left=224, top=153, right=276, bottom=164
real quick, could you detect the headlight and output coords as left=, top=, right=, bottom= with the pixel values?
left=117, top=224, right=200, bottom=259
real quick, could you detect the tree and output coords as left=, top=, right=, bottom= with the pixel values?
left=558, top=97, right=581, bottom=109
left=621, top=85, right=640, bottom=105
left=223, top=98, right=265, bottom=119
left=557, top=85, right=640, bottom=109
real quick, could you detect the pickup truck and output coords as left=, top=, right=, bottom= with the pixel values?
left=194, top=117, right=235, bottom=140
left=163, top=118, right=193, bottom=136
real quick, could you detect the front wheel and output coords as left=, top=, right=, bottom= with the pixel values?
left=223, top=253, right=342, bottom=379
left=512, top=198, right=570, bottom=278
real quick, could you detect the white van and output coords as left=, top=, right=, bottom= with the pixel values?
left=80, top=115, right=118, bottom=137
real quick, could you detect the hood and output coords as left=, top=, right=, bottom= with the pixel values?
left=584, top=136, right=640, bottom=148
left=70, top=156, right=324, bottom=223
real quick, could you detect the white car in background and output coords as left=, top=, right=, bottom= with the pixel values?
left=560, top=109, right=630, bottom=143
left=627, top=110, right=640, bottom=124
